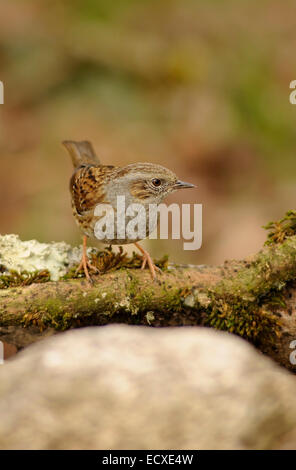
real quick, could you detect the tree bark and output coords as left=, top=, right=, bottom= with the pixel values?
left=1, top=235, right=296, bottom=371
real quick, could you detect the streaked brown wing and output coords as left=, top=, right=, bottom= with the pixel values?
left=70, top=164, right=118, bottom=215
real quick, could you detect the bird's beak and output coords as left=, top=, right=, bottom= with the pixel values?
left=174, top=180, right=196, bottom=189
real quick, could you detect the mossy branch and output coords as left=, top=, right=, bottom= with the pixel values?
left=1, top=223, right=296, bottom=370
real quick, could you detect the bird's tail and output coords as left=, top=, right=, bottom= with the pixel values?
left=62, top=140, right=100, bottom=168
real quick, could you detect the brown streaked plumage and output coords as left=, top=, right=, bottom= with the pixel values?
left=63, top=140, right=195, bottom=283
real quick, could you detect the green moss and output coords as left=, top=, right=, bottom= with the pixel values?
left=264, top=210, right=296, bottom=245
left=159, top=285, right=184, bottom=312
left=125, top=276, right=184, bottom=314
left=204, top=294, right=281, bottom=344
left=0, top=268, right=50, bottom=289
left=199, top=245, right=294, bottom=344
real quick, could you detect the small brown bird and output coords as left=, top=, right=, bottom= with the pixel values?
left=63, top=140, right=195, bottom=282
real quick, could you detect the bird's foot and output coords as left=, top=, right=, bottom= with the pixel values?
left=134, top=242, right=162, bottom=281
left=75, top=254, right=100, bottom=284
left=140, top=254, right=162, bottom=279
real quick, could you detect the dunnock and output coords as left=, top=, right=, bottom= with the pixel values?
left=63, top=140, right=195, bottom=282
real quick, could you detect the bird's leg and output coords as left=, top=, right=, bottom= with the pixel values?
left=76, top=235, right=99, bottom=282
left=134, top=242, right=161, bottom=280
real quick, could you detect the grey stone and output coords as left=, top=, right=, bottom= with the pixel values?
left=0, top=325, right=295, bottom=449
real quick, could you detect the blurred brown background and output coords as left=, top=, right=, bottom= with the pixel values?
left=1, top=0, right=296, bottom=265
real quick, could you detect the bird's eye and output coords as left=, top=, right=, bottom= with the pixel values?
left=151, top=178, right=161, bottom=187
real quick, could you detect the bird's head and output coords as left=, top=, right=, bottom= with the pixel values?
left=111, top=163, right=195, bottom=204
